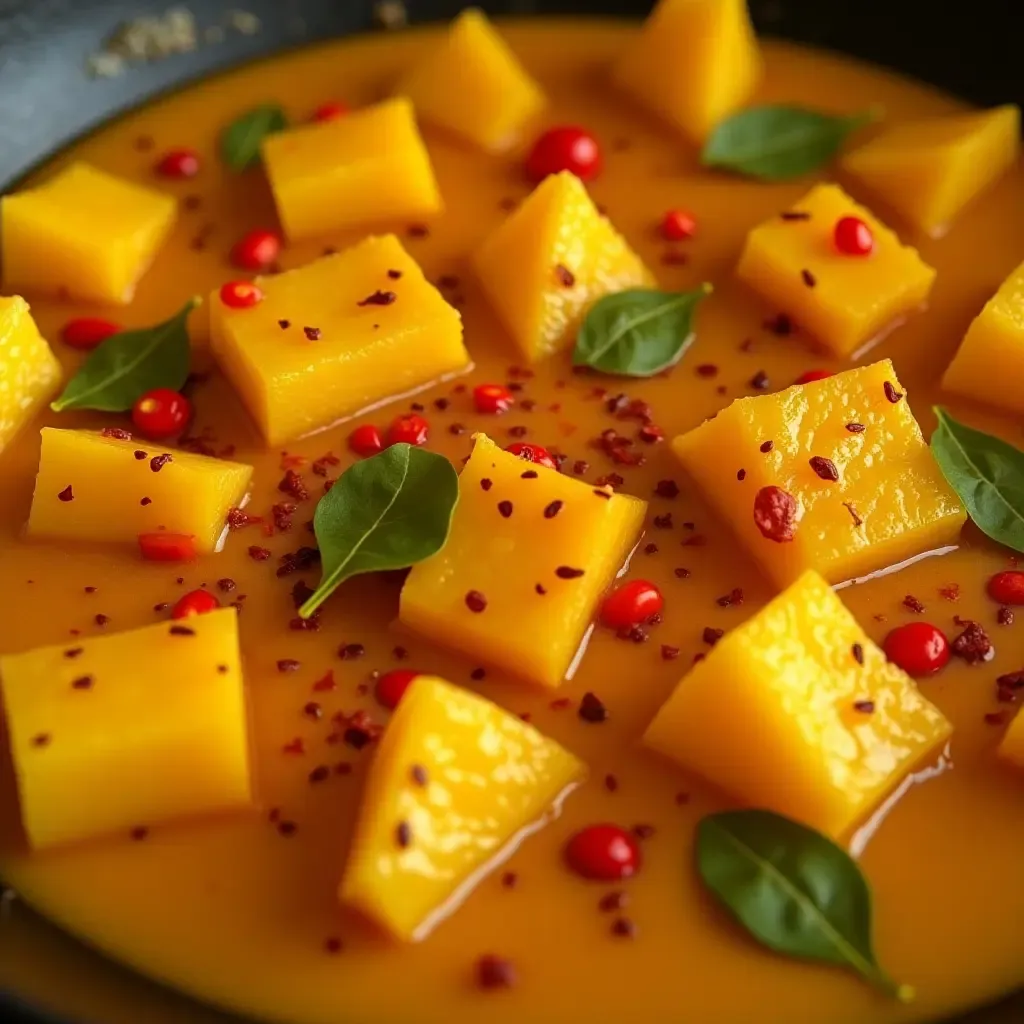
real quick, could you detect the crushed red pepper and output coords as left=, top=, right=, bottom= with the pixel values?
left=228, top=508, right=263, bottom=531
left=357, top=290, right=396, bottom=307
left=498, top=500, right=514, bottom=518
left=883, top=381, right=903, bottom=403
left=556, top=566, right=585, bottom=579
left=952, top=621, right=994, bottom=664
left=278, top=470, right=309, bottom=501
left=57, top=485, right=74, bottom=501
left=653, top=513, right=673, bottom=529
left=716, top=588, right=744, bottom=608
left=846, top=422, right=865, bottom=433
left=554, top=263, right=576, bottom=287
left=999, top=607, right=1015, bottom=626
left=702, top=627, right=724, bottom=646
left=101, top=427, right=132, bottom=439
left=476, top=955, right=516, bottom=990
left=578, top=692, right=608, bottom=723
left=750, top=370, right=770, bottom=390
left=661, top=644, right=680, bottom=660
left=150, top=454, right=173, bottom=473
left=809, top=456, right=839, bottom=481
left=801, top=268, right=817, bottom=287
left=544, top=500, right=563, bottom=519
left=853, top=700, right=875, bottom=714
left=465, top=590, right=487, bottom=612
left=753, top=486, right=798, bottom=542
left=604, top=774, right=619, bottom=792
left=654, top=479, right=679, bottom=499
left=759, top=440, right=774, bottom=453
left=903, top=594, right=924, bottom=613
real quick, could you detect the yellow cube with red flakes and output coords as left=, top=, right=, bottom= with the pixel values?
left=473, top=171, right=655, bottom=361
left=736, top=183, right=936, bottom=358
left=396, top=8, right=545, bottom=152
left=644, top=570, right=952, bottom=838
left=261, top=98, right=442, bottom=242
left=1, top=162, right=176, bottom=305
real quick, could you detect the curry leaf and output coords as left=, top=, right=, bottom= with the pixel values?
left=299, top=444, right=459, bottom=618
left=221, top=104, right=287, bottom=171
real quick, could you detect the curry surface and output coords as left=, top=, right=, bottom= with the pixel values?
left=2, top=19, right=1024, bottom=1024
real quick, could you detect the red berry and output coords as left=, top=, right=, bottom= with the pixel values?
left=348, top=423, right=384, bottom=458
left=61, top=317, right=121, bottom=350
left=525, top=126, right=602, bottom=183
left=220, top=281, right=263, bottom=308
left=388, top=413, right=430, bottom=447
left=883, top=622, right=950, bottom=677
left=375, top=669, right=420, bottom=710
left=834, top=216, right=874, bottom=257
left=505, top=442, right=557, bottom=471
left=473, top=383, right=515, bottom=415
left=138, top=533, right=197, bottom=562
left=660, top=209, right=697, bottom=241
left=171, top=589, right=220, bottom=619
left=313, top=101, right=349, bottom=122
left=231, top=229, right=281, bottom=271
left=131, top=388, right=192, bottom=439
left=601, top=579, right=664, bottom=630
left=564, top=824, right=641, bottom=881
left=155, top=148, right=200, bottom=179
left=793, top=369, right=834, bottom=385
left=987, top=570, right=1024, bottom=605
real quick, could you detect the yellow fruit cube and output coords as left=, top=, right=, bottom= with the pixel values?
left=644, top=570, right=951, bottom=838
left=736, top=183, right=936, bottom=358
left=998, top=708, right=1024, bottom=772
left=261, top=98, right=442, bottom=242
left=209, top=235, right=468, bottom=446
left=0, top=296, right=61, bottom=454
left=341, top=675, right=585, bottom=940
left=0, top=608, right=251, bottom=849
left=612, top=0, right=761, bottom=142
left=401, top=434, right=647, bottom=688
left=672, top=359, right=965, bottom=587
left=27, top=427, right=253, bottom=554
left=942, top=259, right=1024, bottom=415
left=396, top=8, right=545, bottom=152
left=1, top=162, right=176, bottom=305
left=841, top=105, right=1020, bottom=238
left=473, top=171, right=654, bottom=361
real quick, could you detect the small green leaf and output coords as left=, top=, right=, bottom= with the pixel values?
left=701, top=106, right=876, bottom=181
left=931, top=406, right=1024, bottom=553
left=50, top=299, right=197, bottom=413
left=299, top=444, right=459, bottom=618
left=696, top=809, right=913, bottom=1001
left=572, top=284, right=712, bottom=378
left=221, top=104, right=287, bottom=171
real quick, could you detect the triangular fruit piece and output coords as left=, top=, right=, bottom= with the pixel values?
left=841, top=105, right=1020, bottom=237
left=473, top=170, right=653, bottom=360
left=340, top=675, right=586, bottom=941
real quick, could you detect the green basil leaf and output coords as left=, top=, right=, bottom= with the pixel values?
left=931, top=406, right=1024, bottom=553
left=701, top=106, right=875, bottom=181
left=50, top=299, right=197, bottom=413
left=572, top=284, right=712, bottom=377
left=221, top=104, right=287, bottom=171
left=696, top=809, right=912, bottom=1001
left=299, top=444, right=459, bottom=618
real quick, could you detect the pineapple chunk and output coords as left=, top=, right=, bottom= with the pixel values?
left=0, top=608, right=252, bottom=849
left=396, top=8, right=545, bottom=152
left=401, top=434, right=646, bottom=688
left=0, top=296, right=61, bottom=454
left=672, top=360, right=965, bottom=587
left=1, top=162, right=176, bottom=305
left=27, top=427, right=253, bottom=554
left=473, top=171, right=654, bottom=361
left=209, top=235, right=469, bottom=446
left=644, top=571, right=951, bottom=838
left=341, top=675, right=585, bottom=940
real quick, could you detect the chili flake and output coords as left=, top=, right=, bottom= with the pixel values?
left=845, top=422, right=865, bottom=433
left=853, top=700, right=875, bottom=714
left=543, top=500, right=563, bottom=519
left=578, top=692, right=608, bottom=723
left=169, top=625, right=195, bottom=637
left=759, top=440, right=774, bottom=453
left=309, top=765, right=330, bottom=784
left=801, top=268, right=817, bottom=287
left=278, top=319, right=291, bottom=329
left=661, top=644, right=680, bottom=660
left=737, top=469, right=746, bottom=481
left=130, top=826, right=149, bottom=841
left=763, top=313, right=794, bottom=335
left=702, top=627, right=724, bottom=646
left=410, top=764, right=428, bottom=786
left=71, top=675, right=93, bottom=690
left=476, top=955, right=516, bottom=990
left=716, top=588, right=744, bottom=608
left=470, top=667, right=486, bottom=680
left=674, top=567, right=691, bottom=578
left=903, top=594, right=924, bottom=613
left=64, top=647, right=84, bottom=658
left=303, top=326, right=321, bottom=341
left=604, top=774, right=619, bottom=792
left=150, top=454, right=173, bottom=473
left=851, top=642, right=864, bottom=665
left=781, top=210, right=811, bottom=221
left=999, top=607, right=1015, bottom=626
left=951, top=621, right=994, bottom=664
left=600, top=891, right=629, bottom=913
left=556, top=566, right=585, bottom=579
left=809, top=456, right=839, bottom=481
left=227, top=507, right=262, bottom=531
left=750, top=370, right=770, bottom=390
left=31, top=733, right=51, bottom=748
left=357, top=290, right=396, bottom=307
left=57, top=485, right=74, bottom=502
left=611, top=917, right=637, bottom=938
left=535, top=583, right=547, bottom=595
left=498, top=500, right=513, bottom=518
left=554, top=263, right=575, bottom=287
left=501, top=871, right=518, bottom=888
left=278, top=469, right=309, bottom=501
left=277, top=658, right=301, bottom=673
left=481, top=478, right=493, bottom=491
left=395, top=821, right=412, bottom=848
left=655, top=479, right=680, bottom=499
left=753, top=486, right=798, bottom=543
left=101, top=427, right=132, bottom=439
left=465, top=590, right=487, bottom=612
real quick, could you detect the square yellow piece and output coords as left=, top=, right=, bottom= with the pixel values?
left=396, top=8, right=545, bottom=152
left=0, top=608, right=252, bottom=849
left=672, top=359, right=965, bottom=587
left=1, top=162, right=176, bottom=305
left=942, top=259, right=1024, bottom=415
left=401, top=434, right=647, bottom=688
left=0, top=296, right=61, bottom=455
left=209, top=234, right=468, bottom=446
left=736, top=183, right=936, bottom=357
left=261, top=98, right=442, bottom=242
left=998, top=707, right=1024, bottom=773
left=644, top=570, right=952, bottom=838
left=27, top=427, right=254, bottom=554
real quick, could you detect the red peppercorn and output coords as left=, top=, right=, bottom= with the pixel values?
left=525, top=126, right=602, bottom=183
left=138, top=533, right=197, bottom=562
left=564, top=824, right=641, bottom=881
left=987, top=570, right=1024, bottom=605
left=833, top=216, right=874, bottom=257
left=793, top=369, right=833, bottom=385
left=505, top=442, right=557, bottom=471
left=131, top=388, right=192, bottom=439
left=883, top=622, right=950, bottom=677
left=155, top=148, right=200, bottom=179
left=387, top=413, right=430, bottom=447
left=374, top=669, right=420, bottom=710
left=473, top=383, right=515, bottom=415
left=231, top=229, right=281, bottom=271
left=600, top=580, right=664, bottom=630
left=171, top=589, right=220, bottom=619
left=220, top=281, right=263, bottom=308
left=660, top=209, right=697, bottom=241
left=348, top=423, right=384, bottom=458
left=313, top=101, right=350, bottom=122
left=61, top=317, right=122, bottom=351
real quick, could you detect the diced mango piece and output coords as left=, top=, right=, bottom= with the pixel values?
left=396, top=8, right=545, bottom=152
left=612, top=0, right=761, bottom=142
left=401, top=434, right=646, bottom=688
left=261, top=98, right=442, bottom=242
left=341, top=675, right=585, bottom=940
left=737, top=183, right=936, bottom=358
left=998, top=708, right=1024, bottom=772
left=942, top=259, right=1024, bottom=415
left=644, top=570, right=951, bottom=838
left=1, top=162, right=176, bottom=305
left=0, top=296, right=61, bottom=454
left=672, top=359, right=965, bottom=587
left=841, top=105, right=1020, bottom=238
left=0, top=608, right=251, bottom=849
left=473, top=171, right=654, bottom=361
left=27, top=427, right=253, bottom=554
left=209, top=235, right=468, bottom=446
